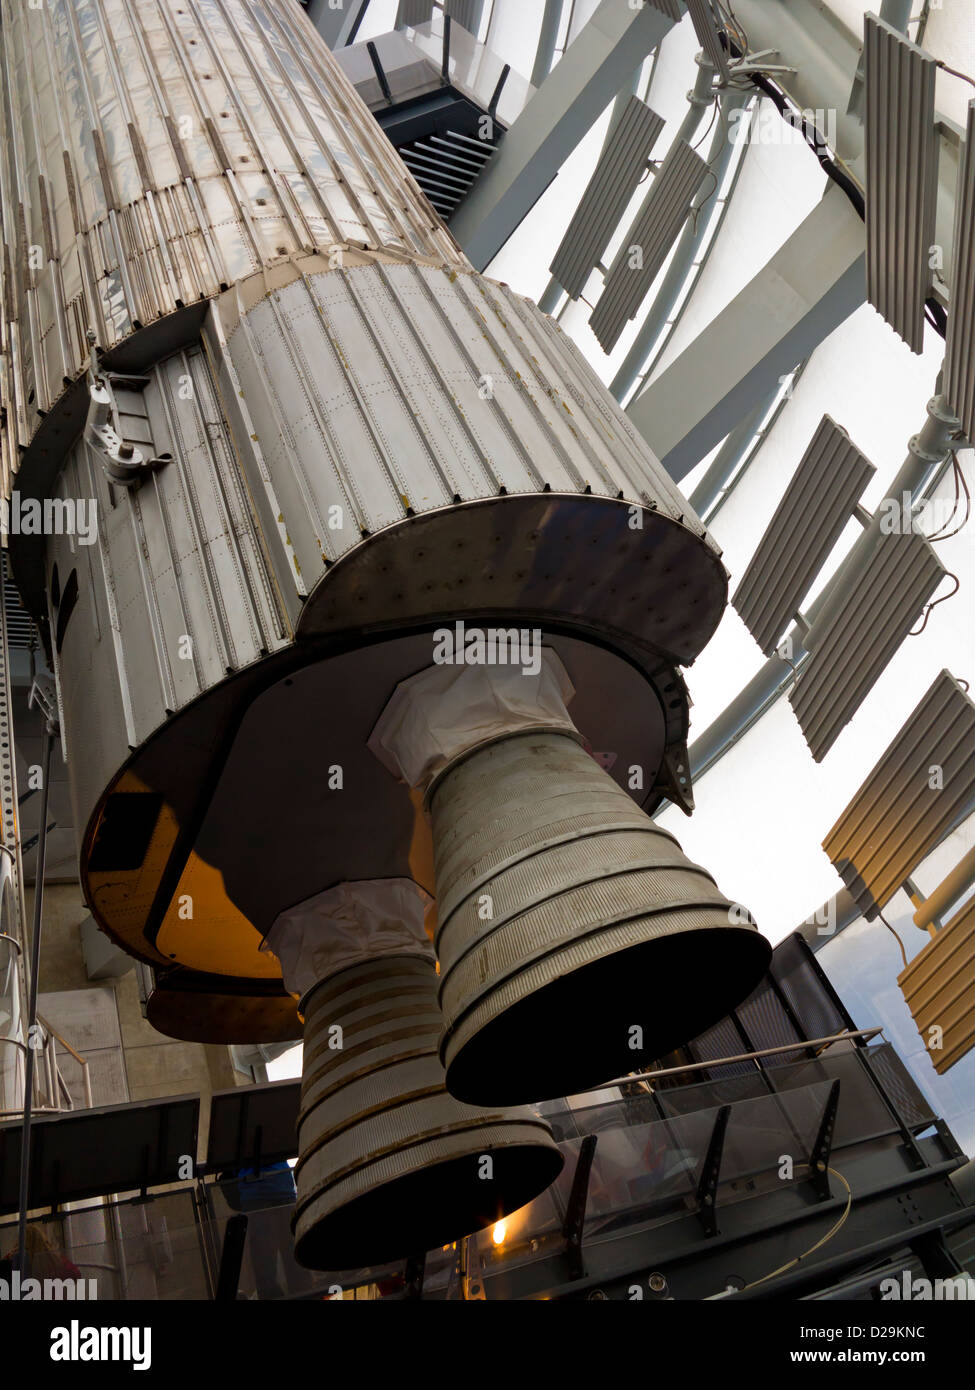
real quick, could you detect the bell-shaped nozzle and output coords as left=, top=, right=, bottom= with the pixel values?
left=370, top=653, right=771, bottom=1106
left=263, top=879, right=563, bottom=1271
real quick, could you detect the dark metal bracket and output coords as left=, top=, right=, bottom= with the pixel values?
left=366, top=41, right=393, bottom=105
left=910, top=1228, right=963, bottom=1281
left=563, top=1134, right=598, bottom=1280
left=696, top=1105, right=731, bottom=1237
left=808, top=1079, right=840, bottom=1201
left=441, top=16, right=452, bottom=82
left=215, top=1214, right=248, bottom=1302
left=403, top=1251, right=427, bottom=1300
left=487, top=64, right=510, bottom=120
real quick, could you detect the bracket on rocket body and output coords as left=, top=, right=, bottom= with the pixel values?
left=84, top=338, right=171, bottom=489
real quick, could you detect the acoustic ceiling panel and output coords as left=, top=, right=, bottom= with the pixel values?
left=790, top=528, right=946, bottom=761
left=863, top=14, right=938, bottom=354
left=445, top=0, right=483, bottom=31
left=733, top=416, right=876, bottom=655
left=550, top=98, right=665, bottom=300
left=945, top=100, right=975, bottom=445
left=396, top=0, right=434, bottom=27
left=900, top=893, right=975, bottom=1074
left=823, top=670, right=975, bottom=919
left=685, top=0, right=730, bottom=79
left=589, top=137, right=708, bottom=352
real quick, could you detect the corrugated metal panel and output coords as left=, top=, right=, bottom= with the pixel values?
left=864, top=14, right=938, bottom=354
left=589, top=138, right=708, bottom=353
left=0, top=0, right=462, bottom=474
left=396, top=0, right=434, bottom=26
left=823, top=671, right=975, bottom=919
left=549, top=98, right=665, bottom=300
left=445, top=0, right=482, bottom=31
left=790, top=529, right=946, bottom=761
left=222, top=260, right=706, bottom=552
left=51, top=341, right=287, bottom=749
left=945, top=100, right=975, bottom=444
left=899, top=895, right=975, bottom=1074
left=732, top=416, right=876, bottom=655
left=685, top=0, right=729, bottom=79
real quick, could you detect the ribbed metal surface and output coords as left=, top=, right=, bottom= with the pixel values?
left=549, top=98, right=665, bottom=301
left=292, top=954, right=563, bottom=1270
left=899, top=895, right=975, bottom=1074
left=945, top=100, right=975, bottom=444
left=823, top=671, right=975, bottom=919
left=48, top=340, right=285, bottom=772
left=396, top=0, right=433, bottom=25
left=685, top=0, right=728, bottom=79
left=0, top=0, right=461, bottom=480
left=430, top=730, right=770, bottom=1105
left=445, top=0, right=482, bottom=31
left=789, top=529, right=946, bottom=761
left=589, top=138, right=708, bottom=353
left=864, top=14, right=938, bottom=354
left=221, top=259, right=717, bottom=585
left=732, top=416, right=876, bottom=655
left=646, top=0, right=682, bottom=21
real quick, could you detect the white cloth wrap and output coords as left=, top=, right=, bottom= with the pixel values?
left=368, top=648, right=576, bottom=793
left=263, top=877, right=434, bottom=999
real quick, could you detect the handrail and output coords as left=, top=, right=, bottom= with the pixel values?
left=0, top=1017, right=92, bottom=1109
left=35, top=1012, right=87, bottom=1069
left=597, top=1028, right=884, bottom=1089
left=0, top=1106, right=63, bottom=1117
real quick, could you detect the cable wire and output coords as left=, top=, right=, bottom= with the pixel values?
left=928, top=454, right=971, bottom=541
left=909, top=571, right=961, bottom=636
left=730, top=1165, right=853, bottom=1292
left=715, top=0, right=748, bottom=54
left=692, top=97, right=720, bottom=151
left=877, top=910, right=909, bottom=971
left=937, top=60, right=975, bottom=90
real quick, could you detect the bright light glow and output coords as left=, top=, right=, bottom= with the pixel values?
left=492, top=1220, right=507, bottom=1245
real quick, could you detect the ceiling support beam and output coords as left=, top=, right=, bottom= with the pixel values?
left=448, top=0, right=678, bottom=270
left=626, top=183, right=866, bottom=482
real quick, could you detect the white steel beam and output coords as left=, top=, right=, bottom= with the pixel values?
left=626, top=183, right=866, bottom=481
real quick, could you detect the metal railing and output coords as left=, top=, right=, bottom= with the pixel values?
left=0, top=1012, right=91, bottom=1117
left=597, top=1027, right=884, bottom=1090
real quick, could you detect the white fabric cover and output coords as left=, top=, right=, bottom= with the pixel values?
left=368, top=648, right=577, bottom=792
left=263, top=877, right=434, bottom=999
